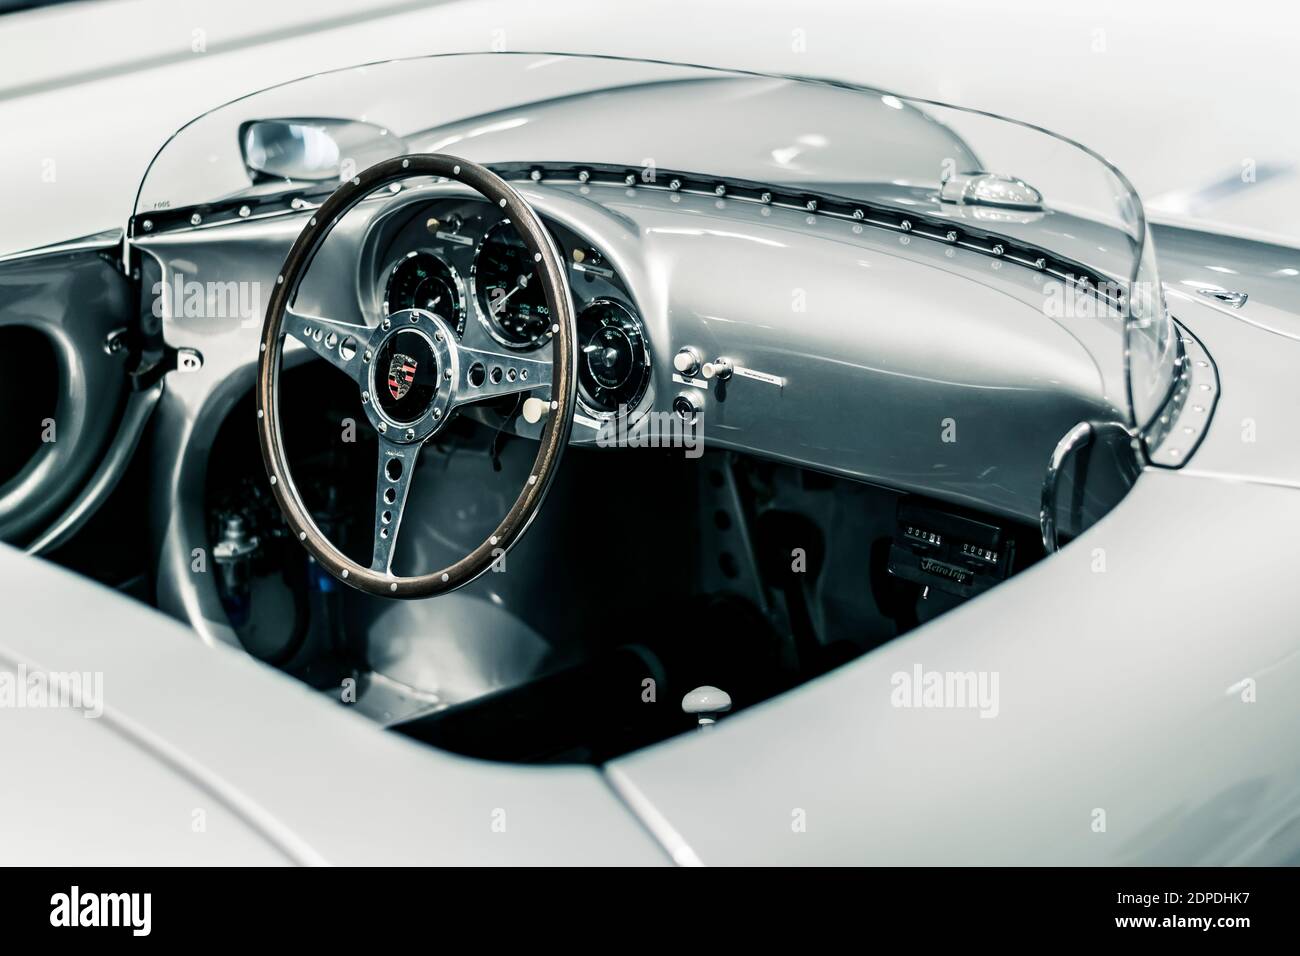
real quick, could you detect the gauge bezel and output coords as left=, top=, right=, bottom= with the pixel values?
left=381, top=248, right=467, bottom=338
left=470, top=218, right=557, bottom=352
left=575, top=297, right=652, bottom=421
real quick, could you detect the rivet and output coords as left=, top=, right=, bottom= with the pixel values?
left=624, top=174, right=636, bottom=186
left=299, top=531, right=306, bottom=540
left=238, top=205, right=251, bottom=218
left=528, top=475, right=537, bottom=485
left=402, top=159, right=409, bottom=168
left=405, top=428, right=415, bottom=440
left=257, top=409, right=264, bottom=419
left=714, top=184, right=726, bottom=196
left=190, top=213, right=202, bottom=226
left=453, top=164, right=461, bottom=175
left=270, top=475, right=277, bottom=485
left=142, top=220, right=153, bottom=232
left=992, top=244, right=1005, bottom=256
left=490, top=536, right=498, bottom=545
left=441, top=573, right=449, bottom=582
left=530, top=169, right=542, bottom=181
left=390, top=582, right=397, bottom=592
left=378, top=422, right=387, bottom=432
left=533, top=252, right=542, bottom=262
left=433, top=408, right=442, bottom=419
left=499, top=198, right=507, bottom=207
left=946, top=231, right=958, bottom=242
left=669, top=179, right=681, bottom=191
left=900, top=220, right=912, bottom=232
left=578, top=170, right=590, bottom=183
left=342, top=569, right=349, bottom=578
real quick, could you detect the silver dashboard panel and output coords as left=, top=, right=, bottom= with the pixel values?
left=134, top=176, right=1155, bottom=640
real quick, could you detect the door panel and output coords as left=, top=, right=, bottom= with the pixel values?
left=0, top=236, right=132, bottom=543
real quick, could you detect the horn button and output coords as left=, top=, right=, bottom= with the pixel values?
left=374, top=328, right=439, bottom=424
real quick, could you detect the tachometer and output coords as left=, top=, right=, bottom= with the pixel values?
left=576, top=299, right=650, bottom=416
left=472, top=220, right=553, bottom=349
left=383, top=251, right=466, bottom=337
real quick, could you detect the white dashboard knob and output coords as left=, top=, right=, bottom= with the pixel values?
left=521, top=396, right=548, bottom=424
left=673, top=347, right=702, bottom=375
left=701, top=357, right=733, bottom=381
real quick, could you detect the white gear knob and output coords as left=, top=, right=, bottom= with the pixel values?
left=682, top=685, right=732, bottom=728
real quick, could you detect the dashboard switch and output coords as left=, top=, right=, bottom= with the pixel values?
left=701, top=357, right=733, bottom=381
left=673, top=391, right=703, bottom=422
left=673, top=347, right=702, bottom=376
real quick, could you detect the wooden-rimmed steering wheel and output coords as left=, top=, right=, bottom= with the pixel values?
left=256, top=154, right=577, bottom=598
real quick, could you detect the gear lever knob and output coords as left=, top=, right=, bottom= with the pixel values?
left=682, top=685, right=732, bottom=729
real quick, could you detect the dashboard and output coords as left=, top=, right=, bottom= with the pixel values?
left=362, top=196, right=652, bottom=423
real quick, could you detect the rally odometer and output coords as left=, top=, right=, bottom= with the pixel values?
left=472, top=220, right=553, bottom=349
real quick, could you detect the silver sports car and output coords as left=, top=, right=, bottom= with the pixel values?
left=2, top=50, right=1298, bottom=867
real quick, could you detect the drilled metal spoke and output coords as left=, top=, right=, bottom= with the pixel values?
left=285, top=307, right=373, bottom=380
left=370, top=437, right=420, bottom=577
left=450, top=344, right=552, bottom=409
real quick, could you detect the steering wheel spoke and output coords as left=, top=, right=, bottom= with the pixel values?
left=451, top=345, right=552, bottom=409
left=370, top=437, right=419, bottom=576
left=285, top=308, right=373, bottom=379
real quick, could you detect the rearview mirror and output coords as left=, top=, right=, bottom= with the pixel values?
left=239, top=118, right=404, bottom=183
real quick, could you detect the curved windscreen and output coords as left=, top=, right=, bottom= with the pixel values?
left=132, top=51, right=1174, bottom=436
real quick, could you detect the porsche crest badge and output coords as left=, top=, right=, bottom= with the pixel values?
left=387, top=354, right=417, bottom=400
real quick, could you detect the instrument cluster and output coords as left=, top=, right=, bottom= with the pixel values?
left=369, top=197, right=650, bottom=421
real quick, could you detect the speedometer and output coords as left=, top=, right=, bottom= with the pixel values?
left=472, top=220, right=553, bottom=349
left=383, top=251, right=466, bottom=337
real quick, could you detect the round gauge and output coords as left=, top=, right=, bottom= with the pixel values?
left=577, top=300, right=651, bottom=417
left=384, top=251, right=466, bottom=337
left=472, top=220, right=553, bottom=349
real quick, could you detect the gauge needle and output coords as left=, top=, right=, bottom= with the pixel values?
left=490, top=275, right=529, bottom=316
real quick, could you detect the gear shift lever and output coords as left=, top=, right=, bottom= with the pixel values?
left=682, top=685, right=732, bottom=729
